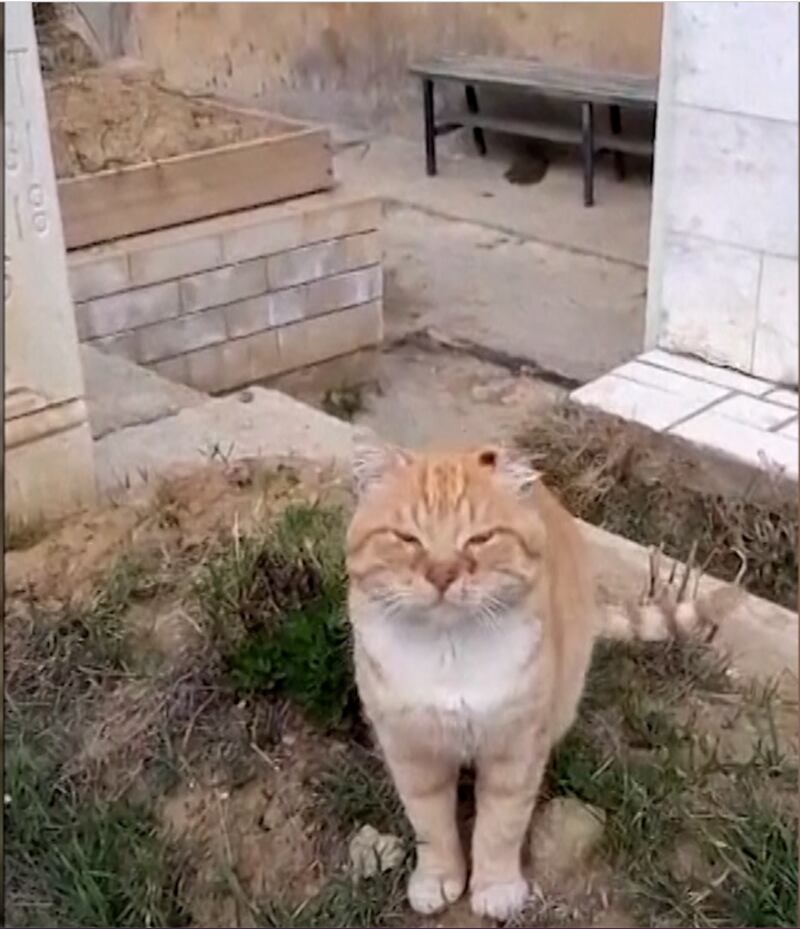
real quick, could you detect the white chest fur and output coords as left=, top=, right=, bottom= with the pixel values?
left=355, top=608, right=541, bottom=725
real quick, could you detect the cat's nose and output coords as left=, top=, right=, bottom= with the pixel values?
left=425, top=560, right=460, bottom=594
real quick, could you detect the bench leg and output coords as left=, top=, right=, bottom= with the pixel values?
left=581, top=101, right=595, bottom=207
left=465, top=84, right=487, bottom=156
left=423, top=78, right=437, bottom=176
left=609, top=104, right=626, bottom=180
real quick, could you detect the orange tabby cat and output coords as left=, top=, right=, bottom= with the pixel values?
left=346, top=439, right=728, bottom=920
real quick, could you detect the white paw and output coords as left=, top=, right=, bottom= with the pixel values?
left=471, top=878, right=530, bottom=921
left=408, top=867, right=465, bottom=914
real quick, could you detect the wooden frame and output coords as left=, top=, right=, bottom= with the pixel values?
left=56, top=104, right=333, bottom=250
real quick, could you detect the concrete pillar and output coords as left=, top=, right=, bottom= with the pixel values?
left=645, top=3, right=798, bottom=385
left=4, top=2, right=96, bottom=528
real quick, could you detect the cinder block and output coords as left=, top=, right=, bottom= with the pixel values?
left=276, top=300, right=383, bottom=373
left=184, top=329, right=282, bottom=392
left=224, top=294, right=274, bottom=340
left=180, top=258, right=267, bottom=314
left=136, top=309, right=227, bottom=364
left=301, top=200, right=381, bottom=246
left=149, top=354, right=190, bottom=386
left=91, top=330, right=139, bottom=363
left=76, top=280, right=181, bottom=340
left=69, top=252, right=130, bottom=301
left=242, top=329, right=282, bottom=383
left=184, top=343, right=234, bottom=393
left=266, top=231, right=380, bottom=290
left=129, top=233, right=224, bottom=287
left=269, top=286, right=307, bottom=328
left=223, top=199, right=380, bottom=263
left=223, top=214, right=305, bottom=265
left=303, top=266, right=383, bottom=319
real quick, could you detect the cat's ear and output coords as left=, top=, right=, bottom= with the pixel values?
left=352, top=431, right=412, bottom=497
left=476, top=446, right=541, bottom=495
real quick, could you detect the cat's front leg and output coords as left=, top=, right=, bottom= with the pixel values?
left=470, top=739, right=548, bottom=920
left=383, top=748, right=466, bottom=914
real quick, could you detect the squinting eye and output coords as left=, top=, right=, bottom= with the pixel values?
left=393, top=530, right=421, bottom=546
left=467, top=530, right=496, bottom=546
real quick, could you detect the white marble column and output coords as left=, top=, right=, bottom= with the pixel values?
left=5, top=2, right=96, bottom=526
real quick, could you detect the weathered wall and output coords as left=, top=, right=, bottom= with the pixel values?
left=87, top=2, right=662, bottom=135
left=646, top=2, right=798, bottom=385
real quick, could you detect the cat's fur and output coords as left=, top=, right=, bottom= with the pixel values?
left=346, top=440, right=729, bottom=920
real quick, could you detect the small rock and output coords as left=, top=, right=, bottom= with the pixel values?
left=529, top=797, right=606, bottom=884
left=348, top=824, right=404, bottom=880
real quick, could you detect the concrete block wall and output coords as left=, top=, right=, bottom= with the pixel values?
left=646, top=3, right=798, bottom=386
left=68, top=196, right=383, bottom=393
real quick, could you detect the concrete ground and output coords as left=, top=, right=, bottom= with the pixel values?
left=283, top=129, right=653, bottom=450
left=335, top=130, right=650, bottom=385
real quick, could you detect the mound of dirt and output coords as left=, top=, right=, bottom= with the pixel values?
left=45, top=71, right=294, bottom=178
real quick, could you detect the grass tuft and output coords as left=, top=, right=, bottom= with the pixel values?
left=195, top=503, right=355, bottom=726
left=517, top=403, right=797, bottom=608
left=317, top=745, right=409, bottom=839
left=322, top=385, right=366, bottom=422
left=5, top=731, right=190, bottom=928
left=258, top=868, right=410, bottom=929
left=547, top=640, right=798, bottom=927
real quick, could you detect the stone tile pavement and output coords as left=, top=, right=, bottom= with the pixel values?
left=572, top=349, right=798, bottom=480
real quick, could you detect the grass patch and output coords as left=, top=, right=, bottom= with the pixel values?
left=8, top=476, right=796, bottom=928
left=317, top=745, right=408, bottom=839
left=195, top=503, right=355, bottom=726
left=322, top=385, right=366, bottom=422
left=258, top=868, right=409, bottom=929
left=6, top=727, right=190, bottom=928
left=547, top=641, right=798, bottom=927
left=517, top=404, right=797, bottom=608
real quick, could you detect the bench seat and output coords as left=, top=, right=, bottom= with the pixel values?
left=409, top=56, right=658, bottom=206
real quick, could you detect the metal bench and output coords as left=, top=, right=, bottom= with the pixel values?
left=409, top=56, right=658, bottom=207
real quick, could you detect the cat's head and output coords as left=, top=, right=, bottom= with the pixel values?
left=346, top=436, right=545, bottom=625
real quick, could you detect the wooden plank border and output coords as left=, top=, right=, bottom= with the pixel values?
left=57, top=110, right=333, bottom=249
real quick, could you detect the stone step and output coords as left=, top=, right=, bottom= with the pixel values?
left=81, top=344, right=206, bottom=440
left=93, top=385, right=356, bottom=495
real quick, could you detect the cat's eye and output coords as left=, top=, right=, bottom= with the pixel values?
left=393, top=530, right=421, bottom=546
left=467, top=530, right=497, bottom=546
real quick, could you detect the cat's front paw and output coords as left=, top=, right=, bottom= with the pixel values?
left=470, top=878, right=530, bottom=920
left=408, top=866, right=466, bottom=914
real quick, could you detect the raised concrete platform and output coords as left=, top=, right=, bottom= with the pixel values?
left=81, top=344, right=205, bottom=439
left=94, top=386, right=357, bottom=495
left=572, top=349, right=798, bottom=482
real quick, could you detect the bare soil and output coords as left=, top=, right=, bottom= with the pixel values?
left=46, top=72, right=295, bottom=178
